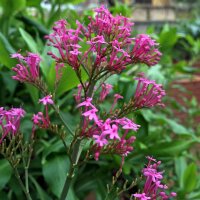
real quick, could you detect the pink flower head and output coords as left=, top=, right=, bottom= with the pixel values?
left=39, top=95, right=54, bottom=105
left=45, top=6, right=161, bottom=76
left=133, top=193, right=151, bottom=200
left=134, top=74, right=166, bottom=108
left=103, top=124, right=120, bottom=140
left=0, top=107, right=25, bottom=143
left=32, top=112, right=49, bottom=129
left=135, top=157, right=177, bottom=199
left=115, top=117, right=140, bottom=131
left=12, top=52, right=41, bottom=83
left=100, top=83, right=113, bottom=101
left=93, top=134, right=108, bottom=147
left=77, top=97, right=93, bottom=108
left=131, top=34, right=162, bottom=66
left=82, top=108, right=98, bottom=122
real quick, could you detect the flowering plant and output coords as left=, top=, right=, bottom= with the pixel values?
left=0, top=6, right=175, bottom=200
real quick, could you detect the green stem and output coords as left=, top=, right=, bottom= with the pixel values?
left=60, top=163, right=75, bottom=200
left=60, top=81, right=96, bottom=200
left=52, top=104, right=74, bottom=136
left=13, top=168, right=32, bottom=200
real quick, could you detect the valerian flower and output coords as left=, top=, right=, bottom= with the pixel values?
left=11, top=52, right=41, bottom=83
left=133, top=157, right=176, bottom=200
left=0, top=107, right=25, bottom=143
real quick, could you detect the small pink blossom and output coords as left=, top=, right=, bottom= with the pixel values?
left=134, top=75, right=166, bottom=108
left=93, top=134, right=108, bottom=147
left=12, top=52, right=41, bottom=83
left=77, top=97, right=93, bottom=108
left=103, top=124, right=120, bottom=140
left=39, top=95, right=54, bottom=105
left=133, top=193, right=151, bottom=200
left=82, top=108, right=98, bottom=121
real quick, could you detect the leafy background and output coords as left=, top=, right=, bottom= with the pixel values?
left=0, top=0, right=200, bottom=199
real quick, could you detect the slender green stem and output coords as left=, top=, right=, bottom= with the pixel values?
left=52, top=104, right=74, bottom=136
left=25, top=166, right=29, bottom=193
left=13, top=168, right=32, bottom=200
left=60, top=81, right=96, bottom=200
left=60, top=163, right=75, bottom=200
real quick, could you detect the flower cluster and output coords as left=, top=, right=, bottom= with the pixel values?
left=133, top=157, right=176, bottom=200
left=0, top=107, right=25, bottom=143
left=11, top=52, right=41, bottom=83
left=45, top=6, right=161, bottom=78
left=133, top=74, right=166, bottom=108
left=77, top=93, right=140, bottom=160
left=32, top=95, right=54, bottom=131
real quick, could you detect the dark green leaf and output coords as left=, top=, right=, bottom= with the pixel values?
left=183, top=163, right=197, bottom=193
left=0, top=159, right=12, bottom=189
left=42, top=155, right=70, bottom=197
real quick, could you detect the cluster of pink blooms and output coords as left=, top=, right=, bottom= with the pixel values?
left=76, top=84, right=140, bottom=160
left=11, top=52, right=41, bottom=83
left=0, top=107, right=25, bottom=143
left=133, top=157, right=176, bottom=200
left=133, top=74, right=166, bottom=108
left=32, top=95, right=54, bottom=131
left=45, top=5, right=161, bottom=75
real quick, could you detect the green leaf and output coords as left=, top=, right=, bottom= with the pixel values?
left=19, top=28, right=38, bottom=53
left=175, top=157, right=187, bottom=188
left=159, top=25, right=178, bottom=51
left=25, top=84, right=39, bottom=105
left=56, top=66, right=88, bottom=96
left=145, top=140, right=194, bottom=156
left=0, top=159, right=12, bottom=189
left=183, top=163, right=197, bottom=193
left=165, top=118, right=193, bottom=135
left=29, top=176, right=51, bottom=200
left=0, top=32, right=16, bottom=68
left=42, top=155, right=70, bottom=197
left=1, top=0, right=26, bottom=16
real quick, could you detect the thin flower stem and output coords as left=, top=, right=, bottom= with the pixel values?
left=60, top=82, right=96, bottom=200
left=13, top=167, right=32, bottom=200
left=52, top=104, right=74, bottom=136
left=60, top=163, right=75, bottom=200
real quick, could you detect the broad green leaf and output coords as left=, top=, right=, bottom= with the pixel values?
left=1, top=0, right=26, bottom=16
left=25, top=84, right=39, bottom=105
left=159, top=25, right=178, bottom=51
left=175, top=157, right=187, bottom=188
left=165, top=118, right=193, bottom=135
left=19, top=28, right=38, bottom=53
left=145, top=140, right=194, bottom=156
left=57, top=66, right=88, bottom=96
left=42, top=155, right=70, bottom=198
left=0, top=159, right=12, bottom=189
left=183, top=163, right=197, bottom=193
left=0, top=32, right=16, bottom=68
left=0, top=71, right=17, bottom=95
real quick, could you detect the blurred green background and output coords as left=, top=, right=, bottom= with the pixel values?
left=0, top=0, right=200, bottom=199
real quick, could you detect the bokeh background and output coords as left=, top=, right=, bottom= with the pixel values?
left=0, top=0, right=200, bottom=199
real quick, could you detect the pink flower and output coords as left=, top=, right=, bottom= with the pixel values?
left=103, top=124, right=120, bottom=140
left=82, top=108, right=98, bottom=121
left=133, top=193, right=151, bottom=200
left=100, top=83, right=113, bottom=101
left=134, top=157, right=176, bottom=199
left=93, top=134, right=108, bottom=147
left=12, top=52, right=41, bottom=83
left=134, top=74, right=166, bottom=108
left=0, top=107, right=25, bottom=143
left=77, top=97, right=93, bottom=108
left=131, top=34, right=162, bottom=66
left=39, top=95, right=54, bottom=105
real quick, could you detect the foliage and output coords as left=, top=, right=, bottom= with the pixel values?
left=0, top=1, right=200, bottom=200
